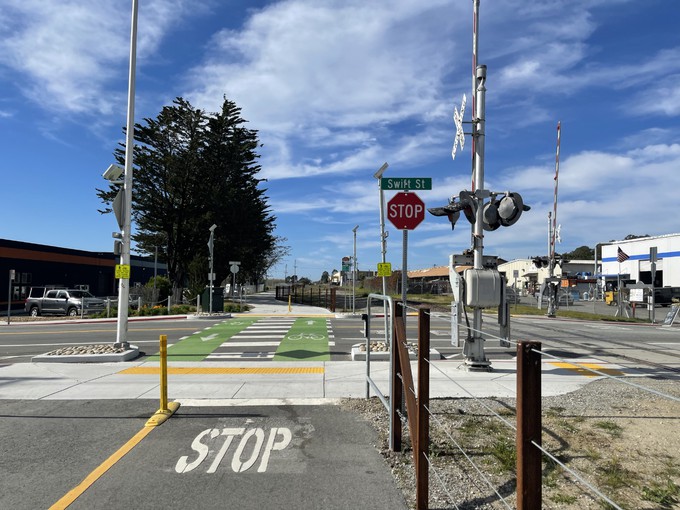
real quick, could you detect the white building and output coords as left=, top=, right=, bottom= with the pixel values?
left=498, top=258, right=595, bottom=296
left=600, top=233, right=680, bottom=288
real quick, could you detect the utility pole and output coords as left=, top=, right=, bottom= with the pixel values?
left=352, top=225, right=359, bottom=314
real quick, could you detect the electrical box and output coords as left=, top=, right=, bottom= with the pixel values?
left=464, top=268, right=502, bottom=307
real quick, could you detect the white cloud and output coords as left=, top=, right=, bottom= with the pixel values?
left=631, top=79, right=680, bottom=117
left=185, top=0, right=462, bottom=179
left=0, top=0, right=196, bottom=116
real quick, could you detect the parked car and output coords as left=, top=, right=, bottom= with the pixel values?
left=557, top=292, right=574, bottom=306
left=25, top=287, right=106, bottom=317
left=504, top=287, right=520, bottom=303
left=654, top=287, right=680, bottom=307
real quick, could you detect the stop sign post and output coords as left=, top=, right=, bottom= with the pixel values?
left=387, top=192, right=425, bottom=230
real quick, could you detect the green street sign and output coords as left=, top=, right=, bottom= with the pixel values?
left=380, top=177, right=432, bottom=191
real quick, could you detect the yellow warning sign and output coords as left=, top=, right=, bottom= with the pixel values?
left=115, top=264, right=131, bottom=279
left=377, top=262, right=392, bottom=277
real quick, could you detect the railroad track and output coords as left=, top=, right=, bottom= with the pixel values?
left=509, top=318, right=680, bottom=376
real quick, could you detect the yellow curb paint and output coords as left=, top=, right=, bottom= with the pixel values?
left=50, top=426, right=153, bottom=510
left=120, top=366, right=325, bottom=375
left=548, top=362, right=625, bottom=378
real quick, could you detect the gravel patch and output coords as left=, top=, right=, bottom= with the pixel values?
left=44, top=344, right=130, bottom=356
left=342, top=377, right=680, bottom=509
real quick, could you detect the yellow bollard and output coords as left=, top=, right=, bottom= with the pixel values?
left=160, top=334, right=168, bottom=412
left=288, top=294, right=292, bottom=312
left=145, top=334, right=180, bottom=427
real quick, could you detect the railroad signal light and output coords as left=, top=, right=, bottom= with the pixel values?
left=482, top=197, right=500, bottom=231
left=497, top=192, right=530, bottom=226
left=428, top=190, right=476, bottom=230
left=429, top=190, right=529, bottom=231
left=532, top=256, right=549, bottom=268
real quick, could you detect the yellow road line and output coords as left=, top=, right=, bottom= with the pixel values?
left=50, top=426, right=153, bottom=509
left=548, top=362, right=624, bottom=377
left=119, top=366, right=325, bottom=375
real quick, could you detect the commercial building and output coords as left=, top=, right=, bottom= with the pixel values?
left=600, top=233, right=680, bottom=289
left=497, top=258, right=595, bottom=297
left=1, top=238, right=166, bottom=312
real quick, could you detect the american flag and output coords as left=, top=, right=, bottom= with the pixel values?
left=617, top=247, right=630, bottom=263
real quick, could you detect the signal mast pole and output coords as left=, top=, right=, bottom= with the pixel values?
left=464, top=0, right=491, bottom=370
left=547, top=122, right=561, bottom=317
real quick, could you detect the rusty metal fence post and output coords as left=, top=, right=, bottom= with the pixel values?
left=416, top=307, right=430, bottom=510
left=517, top=341, right=542, bottom=510
left=391, top=301, right=403, bottom=452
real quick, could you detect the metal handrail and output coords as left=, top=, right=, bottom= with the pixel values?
left=366, top=293, right=395, bottom=448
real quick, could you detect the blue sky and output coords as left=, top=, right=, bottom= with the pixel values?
left=1, top=0, right=679, bottom=281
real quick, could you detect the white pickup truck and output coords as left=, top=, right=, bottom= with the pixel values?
left=24, top=287, right=106, bottom=317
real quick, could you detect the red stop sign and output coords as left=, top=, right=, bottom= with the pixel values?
left=387, top=192, right=425, bottom=230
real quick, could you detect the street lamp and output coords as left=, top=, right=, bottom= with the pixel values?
left=208, top=224, right=217, bottom=313
left=352, top=225, right=359, bottom=314
left=373, top=163, right=389, bottom=295
left=373, top=162, right=390, bottom=335
left=102, top=0, right=138, bottom=349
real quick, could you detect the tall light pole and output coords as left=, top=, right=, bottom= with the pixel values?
left=373, top=163, right=389, bottom=334
left=113, top=0, right=139, bottom=349
left=208, top=224, right=217, bottom=313
left=373, top=163, right=389, bottom=295
left=352, top=225, right=359, bottom=314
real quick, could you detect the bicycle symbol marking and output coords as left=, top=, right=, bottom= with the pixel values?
left=287, top=333, right=325, bottom=341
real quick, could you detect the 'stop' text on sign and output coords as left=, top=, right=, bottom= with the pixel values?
left=387, top=192, right=425, bottom=230
left=381, top=177, right=432, bottom=191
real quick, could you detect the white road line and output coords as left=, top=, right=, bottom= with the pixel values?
left=231, top=335, right=286, bottom=339
left=221, top=342, right=281, bottom=347
left=232, top=330, right=290, bottom=334
left=206, top=353, right=274, bottom=359
left=221, top=341, right=335, bottom=347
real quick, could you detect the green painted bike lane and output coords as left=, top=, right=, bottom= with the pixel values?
left=147, top=318, right=259, bottom=361
left=273, top=317, right=330, bottom=361
left=148, top=317, right=330, bottom=361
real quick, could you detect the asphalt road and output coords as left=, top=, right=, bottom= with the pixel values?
left=0, top=400, right=408, bottom=510
left=2, top=311, right=678, bottom=366
left=0, top=314, right=514, bottom=363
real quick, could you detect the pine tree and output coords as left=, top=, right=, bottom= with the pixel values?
left=97, top=97, right=279, bottom=295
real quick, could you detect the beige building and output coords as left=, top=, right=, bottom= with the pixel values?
left=498, top=259, right=595, bottom=296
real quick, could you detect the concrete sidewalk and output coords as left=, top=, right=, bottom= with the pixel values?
left=0, top=357, right=627, bottom=403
